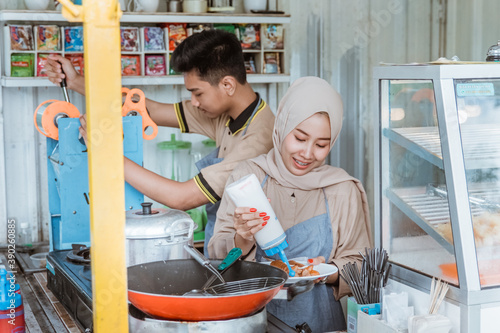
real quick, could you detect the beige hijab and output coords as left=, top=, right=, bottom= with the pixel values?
left=251, top=76, right=355, bottom=190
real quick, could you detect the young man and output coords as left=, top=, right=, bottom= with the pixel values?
left=45, top=29, right=275, bottom=257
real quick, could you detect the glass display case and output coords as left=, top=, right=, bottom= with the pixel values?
left=374, top=64, right=500, bottom=331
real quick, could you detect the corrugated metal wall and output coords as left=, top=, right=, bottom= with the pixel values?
left=1, top=0, right=499, bottom=244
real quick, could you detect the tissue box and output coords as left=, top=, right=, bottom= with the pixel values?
left=347, top=297, right=381, bottom=333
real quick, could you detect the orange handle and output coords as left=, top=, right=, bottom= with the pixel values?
left=121, top=87, right=158, bottom=140
left=34, top=100, right=80, bottom=140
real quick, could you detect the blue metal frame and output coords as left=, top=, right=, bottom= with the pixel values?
left=47, top=117, right=144, bottom=251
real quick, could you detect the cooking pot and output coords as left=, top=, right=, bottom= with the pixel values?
left=125, top=202, right=194, bottom=266
left=127, top=258, right=287, bottom=321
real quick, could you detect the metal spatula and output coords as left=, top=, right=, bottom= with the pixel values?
left=183, top=244, right=225, bottom=296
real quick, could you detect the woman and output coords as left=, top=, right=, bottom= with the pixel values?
left=208, top=76, right=372, bottom=332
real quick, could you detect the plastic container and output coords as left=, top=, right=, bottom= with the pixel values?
left=157, top=133, right=193, bottom=182
left=0, top=269, right=25, bottom=333
left=17, top=222, right=32, bottom=247
left=30, top=252, right=48, bottom=269
left=225, top=173, right=295, bottom=276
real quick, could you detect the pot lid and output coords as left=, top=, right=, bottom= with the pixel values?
left=157, top=133, right=192, bottom=150
left=126, top=202, right=194, bottom=239
left=486, top=40, right=500, bottom=56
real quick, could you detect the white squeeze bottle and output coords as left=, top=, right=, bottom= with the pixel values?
left=225, top=173, right=295, bottom=276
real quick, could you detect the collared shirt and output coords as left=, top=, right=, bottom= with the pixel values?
left=174, top=94, right=274, bottom=202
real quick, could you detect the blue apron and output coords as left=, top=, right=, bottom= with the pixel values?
left=196, top=96, right=262, bottom=258
left=255, top=176, right=346, bottom=332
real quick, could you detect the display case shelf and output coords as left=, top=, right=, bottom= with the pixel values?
left=385, top=124, right=500, bottom=170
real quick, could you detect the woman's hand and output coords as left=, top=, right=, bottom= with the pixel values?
left=233, top=207, right=269, bottom=241
left=305, top=256, right=339, bottom=284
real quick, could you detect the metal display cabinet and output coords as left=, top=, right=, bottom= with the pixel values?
left=374, top=64, right=500, bottom=332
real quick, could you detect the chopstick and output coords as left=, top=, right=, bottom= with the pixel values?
left=428, top=277, right=449, bottom=314
left=339, top=247, right=391, bottom=304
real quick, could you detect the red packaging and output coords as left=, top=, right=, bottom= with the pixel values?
left=37, top=53, right=51, bottom=77
left=120, top=27, right=139, bottom=52
left=163, top=23, right=187, bottom=51
left=65, top=54, right=84, bottom=75
left=121, top=55, right=141, bottom=76
left=145, top=55, right=166, bottom=76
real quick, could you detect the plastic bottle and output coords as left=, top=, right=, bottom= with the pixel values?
left=225, top=173, right=295, bottom=276
left=17, top=223, right=32, bottom=247
left=0, top=269, right=25, bottom=333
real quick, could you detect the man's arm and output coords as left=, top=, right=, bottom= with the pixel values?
left=124, top=157, right=209, bottom=210
left=45, top=54, right=181, bottom=128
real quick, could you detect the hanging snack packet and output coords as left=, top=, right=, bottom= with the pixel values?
left=10, top=25, right=34, bottom=51
left=65, top=54, right=84, bottom=75
left=37, top=53, right=55, bottom=77
left=121, top=27, right=140, bottom=52
left=64, top=26, right=84, bottom=52
left=11, top=53, right=34, bottom=77
left=121, top=55, right=141, bottom=76
left=263, top=52, right=280, bottom=74
left=145, top=55, right=166, bottom=76
left=262, top=24, right=284, bottom=50
left=244, top=54, right=257, bottom=74
left=186, top=23, right=212, bottom=37
left=166, top=23, right=187, bottom=51
left=144, top=27, right=165, bottom=51
left=238, top=24, right=260, bottom=50
left=37, top=25, right=60, bottom=51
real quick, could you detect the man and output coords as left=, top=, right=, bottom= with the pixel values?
left=45, top=29, right=275, bottom=257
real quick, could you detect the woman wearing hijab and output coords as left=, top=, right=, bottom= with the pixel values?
left=208, top=76, right=372, bottom=332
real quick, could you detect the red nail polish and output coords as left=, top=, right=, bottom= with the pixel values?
left=262, top=222, right=267, bottom=226
left=263, top=216, right=270, bottom=221
left=259, top=212, right=267, bottom=217
left=308, top=259, right=313, bottom=264
left=250, top=208, right=257, bottom=212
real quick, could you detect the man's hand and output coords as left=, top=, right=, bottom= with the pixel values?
left=45, top=54, right=81, bottom=91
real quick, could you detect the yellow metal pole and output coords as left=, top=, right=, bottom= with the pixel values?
left=59, top=0, right=128, bottom=332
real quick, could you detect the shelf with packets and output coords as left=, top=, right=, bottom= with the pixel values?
left=0, top=10, right=291, bottom=87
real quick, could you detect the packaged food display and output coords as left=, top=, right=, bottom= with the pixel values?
left=144, top=27, right=165, bottom=51
left=37, top=25, right=61, bottom=51
left=64, top=26, right=84, bottom=52
left=65, top=54, right=84, bottom=75
left=121, top=55, right=141, bottom=76
left=244, top=54, right=257, bottom=74
left=186, top=23, right=212, bottom=37
left=262, top=24, right=284, bottom=50
left=10, top=25, right=34, bottom=51
left=168, top=54, right=179, bottom=75
left=11, top=53, right=34, bottom=77
left=165, top=23, right=187, bottom=51
left=263, top=52, right=280, bottom=74
left=145, top=55, right=166, bottom=76
left=37, top=53, right=57, bottom=77
left=213, top=23, right=236, bottom=35
left=121, top=27, right=140, bottom=52
left=238, top=24, right=260, bottom=49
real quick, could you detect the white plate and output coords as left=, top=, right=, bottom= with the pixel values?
left=260, top=260, right=338, bottom=283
